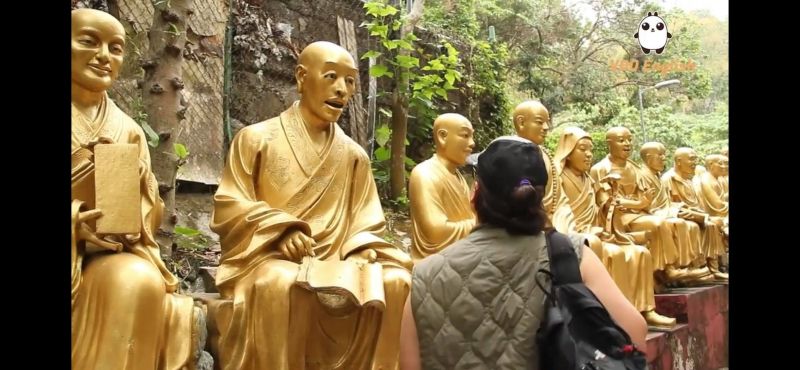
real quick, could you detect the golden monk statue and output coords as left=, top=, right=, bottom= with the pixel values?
left=71, top=9, right=195, bottom=370
left=661, top=148, right=728, bottom=280
left=638, top=142, right=714, bottom=279
left=512, top=101, right=618, bottom=263
left=719, top=148, right=729, bottom=196
left=408, top=113, right=476, bottom=261
left=210, top=41, right=412, bottom=370
left=512, top=101, right=576, bottom=232
left=697, top=154, right=729, bottom=218
left=590, top=127, right=706, bottom=285
left=555, top=127, right=675, bottom=328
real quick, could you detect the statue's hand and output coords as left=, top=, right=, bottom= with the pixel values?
left=76, top=209, right=123, bottom=252
left=641, top=188, right=657, bottom=205
left=81, top=136, right=115, bottom=151
left=278, top=229, right=316, bottom=262
left=677, top=208, right=704, bottom=224
left=346, top=249, right=377, bottom=265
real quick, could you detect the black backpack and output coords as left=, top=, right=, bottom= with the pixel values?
left=535, top=230, right=648, bottom=370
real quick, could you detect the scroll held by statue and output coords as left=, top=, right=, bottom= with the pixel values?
left=94, top=143, right=141, bottom=234
left=296, top=256, right=386, bottom=310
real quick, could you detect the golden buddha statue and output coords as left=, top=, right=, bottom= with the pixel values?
left=555, top=127, right=675, bottom=328
left=639, top=142, right=712, bottom=277
left=719, top=148, right=729, bottom=197
left=697, top=154, right=729, bottom=218
left=661, top=148, right=728, bottom=280
left=512, top=101, right=576, bottom=232
left=210, top=41, right=412, bottom=370
left=590, top=127, right=706, bottom=284
left=71, top=9, right=196, bottom=370
left=408, top=113, right=476, bottom=262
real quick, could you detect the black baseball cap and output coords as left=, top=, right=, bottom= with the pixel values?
left=472, top=136, right=548, bottom=197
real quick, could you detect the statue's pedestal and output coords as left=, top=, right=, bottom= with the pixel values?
left=647, top=284, right=729, bottom=370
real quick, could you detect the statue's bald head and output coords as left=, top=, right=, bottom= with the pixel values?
left=71, top=9, right=126, bottom=93
left=705, top=154, right=726, bottom=168
left=513, top=101, right=549, bottom=126
left=705, top=154, right=728, bottom=177
left=72, top=8, right=125, bottom=35
left=674, top=147, right=695, bottom=161
left=297, top=41, right=356, bottom=74
left=606, top=126, right=631, bottom=141
left=512, top=100, right=550, bottom=144
left=640, top=142, right=666, bottom=172
left=434, top=113, right=470, bottom=132
left=606, top=127, right=633, bottom=160
left=674, top=147, right=698, bottom=177
left=640, top=141, right=665, bottom=160
left=433, top=113, right=474, bottom=167
left=294, top=41, right=358, bottom=127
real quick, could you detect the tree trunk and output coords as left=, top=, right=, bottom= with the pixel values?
left=142, top=0, right=192, bottom=257
left=389, top=87, right=409, bottom=199
left=387, top=0, right=425, bottom=201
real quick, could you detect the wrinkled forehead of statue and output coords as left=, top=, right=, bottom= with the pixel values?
left=298, top=41, right=357, bottom=71
left=434, top=113, right=471, bottom=133
left=72, top=8, right=125, bottom=38
left=514, top=101, right=549, bottom=121
left=608, top=127, right=631, bottom=137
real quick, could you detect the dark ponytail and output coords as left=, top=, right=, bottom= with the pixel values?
left=475, top=179, right=547, bottom=235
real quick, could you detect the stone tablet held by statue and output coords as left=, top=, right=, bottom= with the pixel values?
left=94, top=143, right=141, bottom=234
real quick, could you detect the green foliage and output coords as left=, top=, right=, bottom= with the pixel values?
left=174, top=225, right=210, bottom=250
left=173, top=143, right=189, bottom=160
left=361, top=0, right=727, bottom=195
left=129, top=96, right=159, bottom=148
left=362, top=0, right=463, bottom=203
left=370, top=110, right=416, bottom=206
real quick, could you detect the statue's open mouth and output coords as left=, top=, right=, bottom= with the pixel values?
left=326, top=100, right=344, bottom=109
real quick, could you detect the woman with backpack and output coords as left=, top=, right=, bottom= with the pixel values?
left=399, top=136, right=648, bottom=370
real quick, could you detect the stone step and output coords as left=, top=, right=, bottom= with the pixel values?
left=646, top=284, right=728, bottom=370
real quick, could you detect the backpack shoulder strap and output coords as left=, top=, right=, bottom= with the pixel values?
left=545, top=230, right=582, bottom=285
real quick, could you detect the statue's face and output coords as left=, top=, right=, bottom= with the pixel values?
left=566, top=137, right=594, bottom=173
left=607, top=128, right=633, bottom=160
left=516, top=106, right=551, bottom=145
left=71, top=10, right=125, bottom=92
left=709, top=158, right=727, bottom=177
left=676, top=150, right=698, bottom=176
left=437, top=116, right=475, bottom=167
left=644, top=147, right=666, bottom=172
left=297, top=47, right=357, bottom=126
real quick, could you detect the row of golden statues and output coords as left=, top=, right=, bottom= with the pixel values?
left=71, top=9, right=728, bottom=370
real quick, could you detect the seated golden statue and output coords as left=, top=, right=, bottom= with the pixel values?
left=210, top=41, right=412, bottom=370
left=719, top=148, right=729, bottom=198
left=639, top=142, right=713, bottom=278
left=71, top=9, right=195, bottom=370
left=408, top=113, right=476, bottom=262
left=697, top=154, right=729, bottom=218
left=590, top=128, right=706, bottom=285
left=661, top=148, right=728, bottom=280
left=512, top=101, right=577, bottom=232
left=555, top=127, right=675, bottom=328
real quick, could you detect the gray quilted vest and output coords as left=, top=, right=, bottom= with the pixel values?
left=411, top=225, right=585, bottom=370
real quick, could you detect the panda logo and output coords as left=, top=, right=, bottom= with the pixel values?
left=634, top=12, right=672, bottom=55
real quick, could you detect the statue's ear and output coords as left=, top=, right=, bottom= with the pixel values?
left=514, top=115, right=525, bottom=131
left=295, top=64, right=308, bottom=94
left=435, top=128, right=448, bottom=148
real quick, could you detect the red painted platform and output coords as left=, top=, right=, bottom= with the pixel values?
left=646, top=284, right=728, bottom=370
